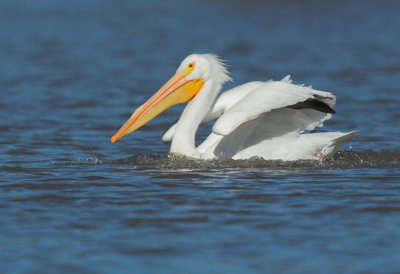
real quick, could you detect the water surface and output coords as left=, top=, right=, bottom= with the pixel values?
left=1, top=0, right=400, bottom=273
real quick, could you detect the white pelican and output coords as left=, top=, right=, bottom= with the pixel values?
left=111, top=54, right=359, bottom=161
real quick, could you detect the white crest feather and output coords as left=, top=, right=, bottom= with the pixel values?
left=281, top=75, right=292, bottom=83
left=203, top=54, right=232, bottom=84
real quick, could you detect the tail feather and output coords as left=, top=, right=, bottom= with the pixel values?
left=331, top=130, right=360, bottom=145
left=319, top=130, right=360, bottom=159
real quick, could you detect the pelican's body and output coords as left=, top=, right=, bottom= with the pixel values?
left=111, top=54, right=358, bottom=161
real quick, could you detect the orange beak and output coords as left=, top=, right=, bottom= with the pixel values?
left=111, top=72, right=203, bottom=143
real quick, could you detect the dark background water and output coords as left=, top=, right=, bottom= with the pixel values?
left=1, top=0, right=400, bottom=273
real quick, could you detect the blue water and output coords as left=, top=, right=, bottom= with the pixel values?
left=1, top=0, right=400, bottom=272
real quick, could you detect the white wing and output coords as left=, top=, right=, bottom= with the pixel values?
left=212, top=80, right=335, bottom=136
left=198, top=78, right=341, bottom=159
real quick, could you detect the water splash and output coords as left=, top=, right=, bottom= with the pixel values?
left=111, top=150, right=400, bottom=170
left=86, top=154, right=104, bottom=165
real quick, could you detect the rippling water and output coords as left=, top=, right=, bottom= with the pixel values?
left=1, top=0, right=400, bottom=272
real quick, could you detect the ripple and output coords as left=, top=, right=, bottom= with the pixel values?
left=2, top=0, right=400, bottom=272
left=359, top=206, right=400, bottom=213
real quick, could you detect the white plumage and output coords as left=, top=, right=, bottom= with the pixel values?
left=112, top=54, right=359, bottom=161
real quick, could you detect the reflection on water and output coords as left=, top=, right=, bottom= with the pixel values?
left=1, top=0, right=400, bottom=273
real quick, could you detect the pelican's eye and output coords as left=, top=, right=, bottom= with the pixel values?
left=182, top=62, right=195, bottom=76
left=188, top=62, right=195, bottom=69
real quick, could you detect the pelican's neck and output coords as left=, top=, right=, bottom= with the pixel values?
left=170, top=79, right=221, bottom=157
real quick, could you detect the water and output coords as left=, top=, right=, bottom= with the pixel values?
left=1, top=0, right=400, bottom=272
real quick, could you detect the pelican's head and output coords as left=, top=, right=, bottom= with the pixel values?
left=177, top=54, right=231, bottom=83
left=110, top=54, right=231, bottom=143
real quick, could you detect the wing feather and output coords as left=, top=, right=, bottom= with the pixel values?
left=212, top=81, right=335, bottom=136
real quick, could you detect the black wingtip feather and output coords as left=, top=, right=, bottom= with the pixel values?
left=287, top=98, right=336, bottom=114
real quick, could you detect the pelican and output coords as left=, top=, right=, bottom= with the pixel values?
left=111, top=54, right=358, bottom=161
